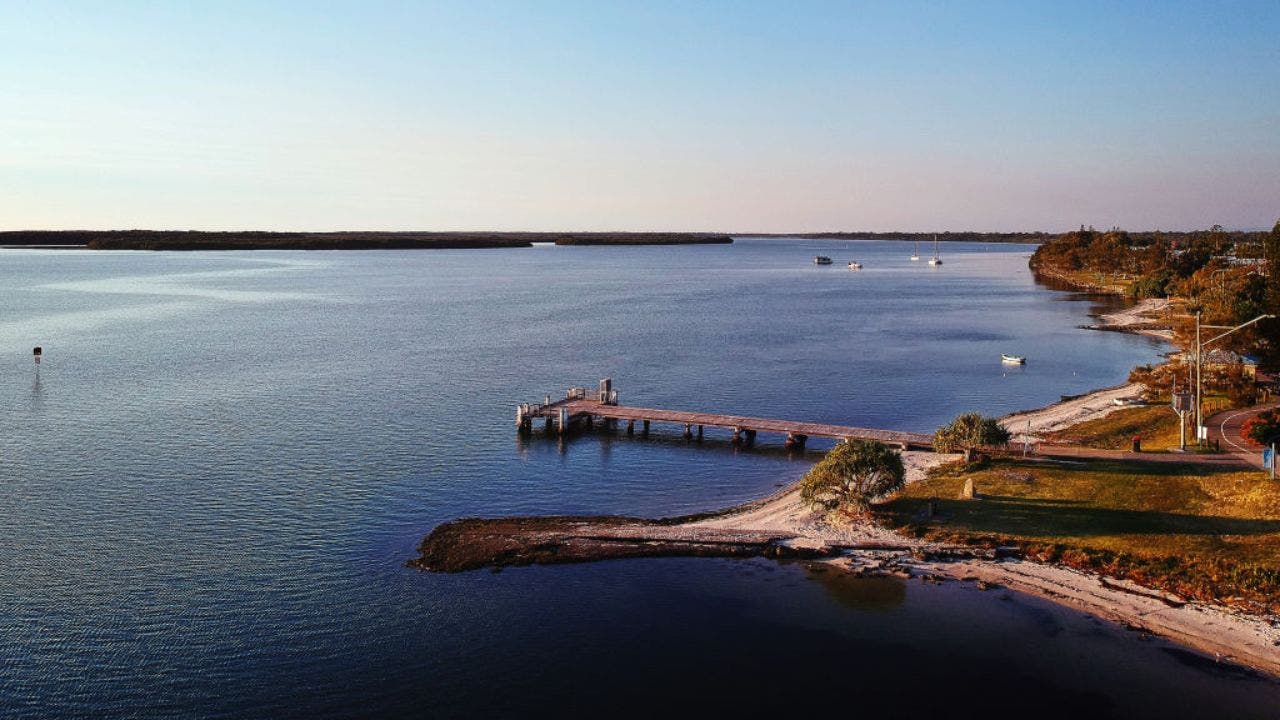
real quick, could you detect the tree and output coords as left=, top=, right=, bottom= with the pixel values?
left=1243, top=409, right=1280, bottom=444
left=933, top=412, right=1011, bottom=453
left=799, top=439, right=905, bottom=515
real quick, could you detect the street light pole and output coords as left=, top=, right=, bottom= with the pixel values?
left=1194, top=313, right=1275, bottom=444
left=1195, top=313, right=1202, bottom=442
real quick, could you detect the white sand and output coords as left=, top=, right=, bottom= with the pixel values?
left=1000, top=383, right=1145, bottom=443
left=689, top=478, right=1279, bottom=676
left=1093, top=297, right=1175, bottom=340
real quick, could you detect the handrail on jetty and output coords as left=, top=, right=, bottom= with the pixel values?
left=516, top=378, right=934, bottom=451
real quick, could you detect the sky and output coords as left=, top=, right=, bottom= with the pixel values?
left=1, top=1, right=1278, bottom=232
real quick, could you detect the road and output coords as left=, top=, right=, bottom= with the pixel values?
left=1206, top=402, right=1278, bottom=470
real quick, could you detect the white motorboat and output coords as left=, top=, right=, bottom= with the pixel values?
left=1001, top=354, right=1026, bottom=364
left=847, top=261, right=862, bottom=270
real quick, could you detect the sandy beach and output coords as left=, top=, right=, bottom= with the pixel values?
left=1088, top=297, right=1175, bottom=340
left=415, top=291, right=1280, bottom=676
left=416, top=454, right=1280, bottom=678
left=1001, top=382, right=1144, bottom=443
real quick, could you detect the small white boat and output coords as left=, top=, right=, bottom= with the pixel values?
left=847, top=261, right=862, bottom=270
left=911, top=240, right=920, bottom=261
left=927, top=235, right=943, bottom=266
left=1001, top=354, right=1026, bottom=364
left=814, top=255, right=833, bottom=265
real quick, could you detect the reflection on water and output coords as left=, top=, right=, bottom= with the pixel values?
left=2, top=241, right=1270, bottom=719
left=28, top=372, right=42, bottom=415
left=802, top=562, right=907, bottom=611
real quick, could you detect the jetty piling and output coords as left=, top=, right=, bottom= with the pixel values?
left=515, top=379, right=933, bottom=450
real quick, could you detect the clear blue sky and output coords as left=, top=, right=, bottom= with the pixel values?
left=2, top=1, right=1277, bottom=232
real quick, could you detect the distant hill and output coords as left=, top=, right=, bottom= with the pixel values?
left=0, top=230, right=730, bottom=250
left=737, top=231, right=1050, bottom=243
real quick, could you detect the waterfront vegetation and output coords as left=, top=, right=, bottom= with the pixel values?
left=1030, top=221, right=1280, bottom=365
left=0, top=230, right=731, bottom=250
left=932, top=412, right=1011, bottom=453
left=799, top=439, right=905, bottom=515
left=882, top=457, right=1280, bottom=613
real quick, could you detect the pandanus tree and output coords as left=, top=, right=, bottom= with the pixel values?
left=933, top=412, right=1011, bottom=454
left=799, top=439, right=905, bottom=515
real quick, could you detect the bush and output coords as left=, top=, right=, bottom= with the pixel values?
left=799, top=439, right=905, bottom=515
left=1243, top=410, right=1280, bottom=444
left=933, top=412, right=1012, bottom=453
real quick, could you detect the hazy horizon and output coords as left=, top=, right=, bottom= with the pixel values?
left=3, top=2, right=1278, bottom=232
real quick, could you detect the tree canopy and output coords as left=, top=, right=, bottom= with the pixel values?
left=799, top=439, right=905, bottom=515
left=933, top=412, right=1011, bottom=453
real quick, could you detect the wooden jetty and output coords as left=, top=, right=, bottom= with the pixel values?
left=516, top=379, right=934, bottom=451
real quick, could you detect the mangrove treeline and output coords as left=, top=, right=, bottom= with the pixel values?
left=1030, top=223, right=1280, bottom=366
left=0, top=230, right=732, bottom=250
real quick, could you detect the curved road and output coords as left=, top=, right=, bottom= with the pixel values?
left=1207, top=402, right=1278, bottom=470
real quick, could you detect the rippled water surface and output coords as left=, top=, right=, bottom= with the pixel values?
left=2, top=240, right=1276, bottom=718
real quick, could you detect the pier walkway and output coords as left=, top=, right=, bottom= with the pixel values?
left=516, top=379, right=934, bottom=451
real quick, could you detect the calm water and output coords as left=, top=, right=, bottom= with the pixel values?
left=2, top=239, right=1276, bottom=718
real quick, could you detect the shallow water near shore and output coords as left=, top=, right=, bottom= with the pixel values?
left=2, top=239, right=1276, bottom=718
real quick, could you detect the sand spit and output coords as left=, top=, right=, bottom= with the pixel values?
left=1087, top=297, right=1175, bottom=340
left=413, top=445, right=1279, bottom=678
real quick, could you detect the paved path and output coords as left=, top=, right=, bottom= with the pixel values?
left=1033, top=444, right=1254, bottom=468
left=1206, top=402, right=1278, bottom=470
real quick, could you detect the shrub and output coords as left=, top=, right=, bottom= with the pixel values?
left=1243, top=410, right=1280, bottom=444
left=799, top=439, right=905, bottom=515
left=933, top=412, right=1012, bottom=453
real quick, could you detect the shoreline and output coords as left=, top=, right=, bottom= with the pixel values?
left=413, top=451, right=1280, bottom=677
left=412, top=276, right=1280, bottom=676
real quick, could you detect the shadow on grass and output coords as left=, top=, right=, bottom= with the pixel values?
left=1029, top=458, right=1249, bottom=477
left=880, top=497, right=1280, bottom=539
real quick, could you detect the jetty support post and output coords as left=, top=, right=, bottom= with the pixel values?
left=784, top=433, right=807, bottom=451
left=626, top=419, right=635, bottom=435
left=731, top=427, right=742, bottom=445
left=683, top=424, right=693, bottom=440
left=744, top=429, right=757, bottom=448
left=558, top=407, right=570, bottom=435
left=642, top=420, right=650, bottom=437
left=697, top=425, right=703, bottom=441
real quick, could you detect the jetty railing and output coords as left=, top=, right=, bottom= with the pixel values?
left=516, top=378, right=933, bottom=450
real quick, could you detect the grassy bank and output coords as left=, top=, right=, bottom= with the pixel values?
left=880, top=457, right=1280, bottom=613
left=1044, top=404, right=1184, bottom=450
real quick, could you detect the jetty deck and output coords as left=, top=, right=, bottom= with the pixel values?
left=517, top=379, right=933, bottom=450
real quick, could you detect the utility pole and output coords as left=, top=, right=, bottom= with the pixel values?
left=1187, top=313, right=1198, bottom=443
left=1195, top=313, right=1275, bottom=448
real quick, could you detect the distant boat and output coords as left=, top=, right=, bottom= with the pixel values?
left=911, top=240, right=920, bottom=261
left=1001, top=354, right=1026, bottom=364
left=847, top=261, right=862, bottom=270
left=927, top=235, right=943, bottom=266
left=814, top=255, right=833, bottom=265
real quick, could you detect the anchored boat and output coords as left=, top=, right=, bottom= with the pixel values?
left=814, top=255, right=833, bottom=265
left=1001, top=354, right=1026, bottom=364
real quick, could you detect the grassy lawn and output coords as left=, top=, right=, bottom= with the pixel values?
left=1044, top=404, right=1185, bottom=451
left=879, top=457, right=1280, bottom=612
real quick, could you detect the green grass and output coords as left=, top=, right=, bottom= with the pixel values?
left=879, top=458, right=1280, bottom=612
left=1045, top=404, right=1185, bottom=451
